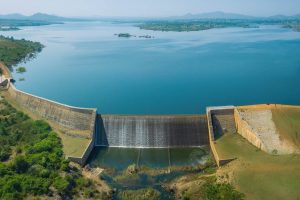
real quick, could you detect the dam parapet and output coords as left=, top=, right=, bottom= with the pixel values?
left=8, top=84, right=96, bottom=134
left=7, top=83, right=97, bottom=134
left=96, top=114, right=209, bottom=148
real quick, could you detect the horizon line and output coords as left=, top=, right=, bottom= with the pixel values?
left=1, top=11, right=300, bottom=19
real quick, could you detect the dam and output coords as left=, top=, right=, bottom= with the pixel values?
left=96, top=114, right=209, bottom=148
left=0, top=63, right=231, bottom=166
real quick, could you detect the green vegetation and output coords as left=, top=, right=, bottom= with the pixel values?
left=215, top=132, right=300, bottom=200
left=16, top=66, right=26, bottom=73
left=0, top=19, right=54, bottom=28
left=137, top=19, right=300, bottom=32
left=0, top=35, right=44, bottom=67
left=272, top=107, right=300, bottom=148
left=282, top=22, right=300, bottom=32
left=119, top=188, right=161, bottom=200
left=0, top=99, right=106, bottom=199
left=99, top=152, right=235, bottom=200
left=285, top=25, right=300, bottom=32
left=181, top=176, right=244, bottom=200
left=137, top=20, right=256, bottom=32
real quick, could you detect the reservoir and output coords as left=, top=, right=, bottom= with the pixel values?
left=3, top=22, right=300, bottom=114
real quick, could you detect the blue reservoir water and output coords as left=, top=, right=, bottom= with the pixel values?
left=3, top=22, right=300, bottom=114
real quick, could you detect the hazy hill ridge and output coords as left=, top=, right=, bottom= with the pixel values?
left=0, top=13, right=83, bottom=22
left=170, top=11, right=300, bottom=20
left=1, top=12, right=300, bottom=21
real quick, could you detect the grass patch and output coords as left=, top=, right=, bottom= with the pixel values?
left=57, top=133, right=91, bottom=158
left=271, top=107, right=300, bottom=149
left=118, top=188, right=161, bottom=200
left=216, top=133, right=300, bottom=200
left=214, top=137, right=236, bottom=160
left=186, top=176, right=244, bottom=200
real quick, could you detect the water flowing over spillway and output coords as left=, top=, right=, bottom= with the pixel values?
left=96, top=115, right=209, bottom=148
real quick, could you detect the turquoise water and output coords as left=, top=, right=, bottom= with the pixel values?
left=88, top=147, right=208, bottom=171
left=3, top=22, right=300, bottom=114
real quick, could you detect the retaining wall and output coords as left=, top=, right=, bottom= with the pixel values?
left=68, top=140, right=95, bottom=166
left=234, top=108, right=266, bottom=151
left=0, top=62, right=12, bottom=79
left=96, top=114, right=209, bottom=148
left=207, top=110, right=221, bottom=166
left=206, top=106, right=236, bottom=166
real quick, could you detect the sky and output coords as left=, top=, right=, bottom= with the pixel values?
left=1, top=0, right=300, bottom=17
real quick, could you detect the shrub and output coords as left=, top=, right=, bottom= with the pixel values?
left=201, top=178, right=245, bottom=200
left=16, top=67, right=26, bottom=73
left=0, top=100, right=98, bottom=199
left=53, top=177, right=69, bottom=194
left=12, top=156, right=29, bottom=173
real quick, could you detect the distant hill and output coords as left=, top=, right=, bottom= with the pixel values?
left=170, top=11, right=300, bottom=20
left=0, top=13, right=26, bottom=20
left=1, top=12, right=300, bottom=22
left=0, top=13, right=84, bottom=22
left=27, top=13, right=70, bottom=21
left=179, top=11, right=255, bottom=19
left=268, top=14, right=300, bottom=20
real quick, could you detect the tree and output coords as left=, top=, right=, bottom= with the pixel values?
left=12, top=156, right=29, bottom=173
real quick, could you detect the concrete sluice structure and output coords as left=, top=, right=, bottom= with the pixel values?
left=211, top=109, right=236, bottom=138
left=206, top=106, right=237, bottom=166
left=96, top=114, right=209, bottom=148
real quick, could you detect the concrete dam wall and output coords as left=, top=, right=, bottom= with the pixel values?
left=7, top=83, right=97, bottom=136
left=96, top=114, right=209, bottom=148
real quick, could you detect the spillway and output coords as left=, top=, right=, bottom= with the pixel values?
left=96, top=114, right=209, bottom=148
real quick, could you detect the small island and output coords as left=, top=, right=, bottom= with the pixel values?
left=0, top=26, right=20, bottom=31
left=138, top=35, right=154, bottom=38
left=115, top=33, right=154, bottom=38
left=282, top=24, right=300, bottom=32
left=16, top=66, right=27, bottom=73
left=115, top=33, right=135, bottom=38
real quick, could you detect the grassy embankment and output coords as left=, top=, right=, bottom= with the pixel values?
left=0, top=35, right=91, bottom=158
left=272, top=107, right=300, bottom=150
left=214, top=108, right=300, bottom=200
left=174, top=106, right=300, bottom=200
